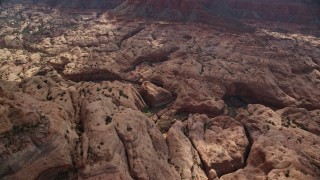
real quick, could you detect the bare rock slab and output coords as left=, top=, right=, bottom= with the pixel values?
left=167, top=121, right=207, bottom=180
left=186, top=114, right=249, bottom=178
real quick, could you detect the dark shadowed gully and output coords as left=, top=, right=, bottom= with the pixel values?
left=0, top=0, right=320, bottom=179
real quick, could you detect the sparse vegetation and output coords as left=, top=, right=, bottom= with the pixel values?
left=297, top=137, right=302, bottom=144
left=87, top=147, right=100, bottom=165
left=54, top=171, right=70, bottom=180
left=262, top=124, right=270, bottom=134
left=285, top=170, right=290, bottom=177
left=142, top=104, right=169, bottom=117
left=204, top=122, right=212, bottom=130
left=266, top=120, right=276, bottom=126
left=183, top=127, right=189, bottom=136
left=282, top=117, right=292, bottom=127
left=142, top=108, right=153, bottom=117
left=47, top=95, right=53, bottom=101
left=58, top=91, right=66, bottom=97
left=227, top=107, right=237, bottom=118
left=21, top=26, right=32, bottom=35
left=119, top=90, right=129, bottom=99
left=199, top=65, right=204, bottom=74
left=105, top=116, right=112, bottom=125
left=1, top=123, right=40, bottom=138
left=174, top=111, right=189, bottom=120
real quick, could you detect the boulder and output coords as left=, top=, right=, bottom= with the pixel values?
left=139, top=81, right=173, bottom=108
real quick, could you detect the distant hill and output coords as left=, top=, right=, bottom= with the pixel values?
left=114, top=0, right=320, bottom=25
left=3, top=0, right=319, bottom=25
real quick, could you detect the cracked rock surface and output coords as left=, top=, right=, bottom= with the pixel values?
left=221, top=105, right=320, bottom=179
left=186, top=115, right=249, bottom=178
left=0, top=1, right=320, bottom=180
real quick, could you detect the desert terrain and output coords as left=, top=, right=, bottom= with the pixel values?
left=0, top=0, right=320, bottom=179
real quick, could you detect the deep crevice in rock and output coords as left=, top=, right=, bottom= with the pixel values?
left=123, top=46, right=179, bottom=73
left=184, top=128, right=210, bottom=179
left=223, top=95, right=248, bottom=108
left=62, top=70, right=122, bottom=83
left=35, top=165, right=74, bottom=180
left=224, top=82, right=287, bottom=110
left=70, top=91, right=82, bottom=178
left=242, top=125, right=253, bottom=167
left=114, top=127, right=137, bottom=180
left=184, top=120, right=254, bottom=179
left=117, top=26, right=146, bottom=47
left=214, top=123, right=254, bottom=178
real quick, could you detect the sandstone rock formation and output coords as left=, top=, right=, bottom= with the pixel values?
left=0, top=0, right=319, bottom=179
left=186, top=115, right=249, bottom=178
left=221, top=104, right=320, bottom=179
left=0, top=82, right=79, bottom=179
left=167, top=121, right=207, bottom=180
left=139, top=81, right=173, bottom=108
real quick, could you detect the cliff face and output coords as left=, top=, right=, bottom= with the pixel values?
left=115, top=0, right=320, bottom=24
left=220, top=0, right=320, bottom=24
left=7, top=0, right=320, bottom=24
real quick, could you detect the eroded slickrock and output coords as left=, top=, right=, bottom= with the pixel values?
left=114, top=109, right=179, bottom=179
left=77, top=97, right=134, bottom=179
left=68, top=80, right=178, bottom=179
left=167, top=121, right=207, bottom=180
left=276, top=107, right=320, bottom=136
left=186, top=114, right=249, bottom=178
left=220, top=104, right=320, bottom=179
left=0, top=83, right=78, bottom=180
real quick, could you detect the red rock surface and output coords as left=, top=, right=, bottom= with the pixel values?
left=186, top=115, right=249, bottom=178
left=139, top=81, right=173, bottom=108
left=222, top=105, right=320, bottom=179
left=0, top=1, right=319, bottom=179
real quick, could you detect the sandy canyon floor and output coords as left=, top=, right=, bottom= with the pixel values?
left=0, top=2, right=320, bottom=180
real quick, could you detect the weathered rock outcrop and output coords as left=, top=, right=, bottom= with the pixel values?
left=0, top=83, right=78, bottom=179
left=78, top=95, right=178, bottom=179
left=186, top=115, right=249, bottom=178
left=167, top=121, right=207, bottom=180
left=276, top=107, right=320, bottom=136
left=220, top=104, right=320, bottom=179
